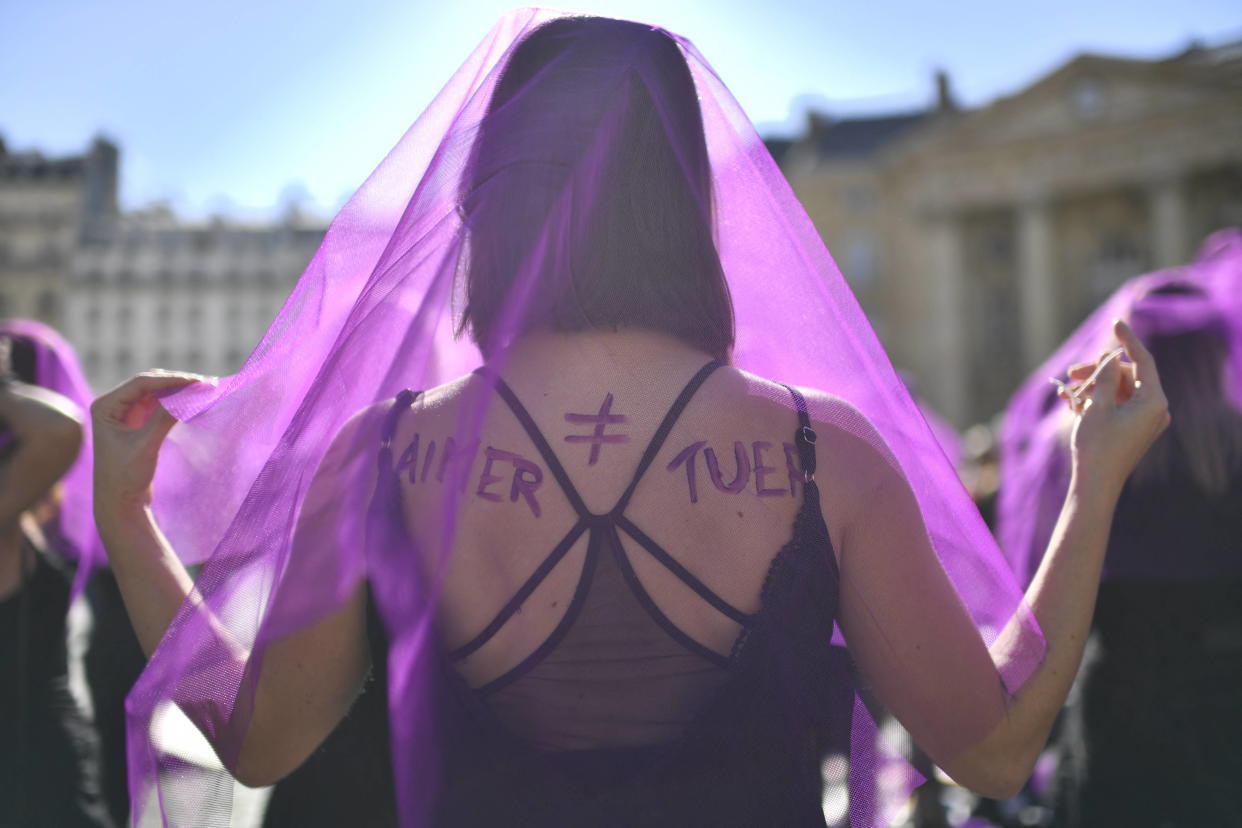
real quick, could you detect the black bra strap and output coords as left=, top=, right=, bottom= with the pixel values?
left=610, top=360, right=722, bottom=516
left=490, top=376, right=592, bottom=519
left=617, top=516, right=754, bottom=626
left=486, top=360, right=722, bottom=520
left=447, top=521, right=589, bottom=662
left=782, top=384, right=816, bottom=481
left=377, top=389, right=420, bottom=478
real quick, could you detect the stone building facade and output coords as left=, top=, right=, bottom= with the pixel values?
left=67, top=207, right=323, bottom=388
left=771, top=41, right=1242, bottom=425
left=5, top=40, right=1240, bottom=410
left=0, top=136, right=118, bottom=327
left=0, top=137, right=324, bottom=390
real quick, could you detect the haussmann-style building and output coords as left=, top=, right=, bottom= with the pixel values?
left=767, top=38, right=1242, bottom=426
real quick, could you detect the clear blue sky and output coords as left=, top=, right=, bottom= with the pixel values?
left=2, top=0, right=1237, bottom=220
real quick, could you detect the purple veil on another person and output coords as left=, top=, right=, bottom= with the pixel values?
left=998, top=229, right=1242, bottom=588
left=129, top=10, right=1044, bottom=827
left=0, top=318, right=100, bottom=596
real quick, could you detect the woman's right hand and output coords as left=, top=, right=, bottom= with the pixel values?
left=1064, top=318, right=1170, bottom=494
left=92, top=372, right=205, bottom=517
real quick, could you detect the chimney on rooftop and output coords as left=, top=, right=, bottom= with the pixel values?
left=935, top=69, right=958, bottom=113
left=805, top=110, right=832, bottom=143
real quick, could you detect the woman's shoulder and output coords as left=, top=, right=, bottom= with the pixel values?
left=728, top=369, right=885, bottom=443
left=357, top=366, right=890, bottom=463
left=344, top=374, right=477, bottom=429
left=727, top=368, right=901, bottom=496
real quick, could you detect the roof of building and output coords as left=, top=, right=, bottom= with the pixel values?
left=810, top=112, right=929, bottom=161
left=0, top=151, right=86, bottom=180
left=764, top=35, right=1240, bottom=169
left=762, top=137, right=795, bottom=166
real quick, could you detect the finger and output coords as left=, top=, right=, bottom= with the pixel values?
left=1116, top=362, right=1137, bottom=404
left=94, top=374, right=203, bottom=416
left=1113, top=319, right=1159, bottom=390
left=114, top=372, right=206, bottom=397
left=1086, top=353, right=1122, bottom=413
left=1067, top=362, right=1096, bottom=381
left=139, top=404, right=179, bottom=442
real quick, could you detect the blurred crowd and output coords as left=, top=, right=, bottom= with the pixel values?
left=1, top=230, right=1240, bottom=827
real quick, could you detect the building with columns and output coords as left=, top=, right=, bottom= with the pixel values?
left=0, top=137, right=325, bottom=391
left=771, top=40, right=1242, bottom=425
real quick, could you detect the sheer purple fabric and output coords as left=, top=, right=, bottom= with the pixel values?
left=998, top=229, right=1242, bottom=587
left=918, top=398, right=963, bottom=471
left=0, top=318, right=99, bottom=597
left=130, top=10, right=1044, bottom=826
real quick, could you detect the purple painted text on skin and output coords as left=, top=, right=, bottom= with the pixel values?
left=396, top=435, right=480, bottom=493
left=752, top=442, right=787, bottom=497
left=667, top=441, right=707, bottom=503
left=476, top=447, right=544, bottom=518
left=782, top=443, right=803, bottom=498
left=396, top=433, right=541, bottom=517
left=564, top=392, right=629, bottom=465
left=705, top=441, right=750, bottom=493
left=668, top=440, right=803, bottom=502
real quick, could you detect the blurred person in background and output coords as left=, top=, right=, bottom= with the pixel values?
left=0, top=321, right=113, bottom=827
left=85, top=531, right=148, bottom=825
left=999, top=231, right=1242, bottom=827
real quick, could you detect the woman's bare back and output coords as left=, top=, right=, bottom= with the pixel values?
left=387, top=332, right=817, bottom=748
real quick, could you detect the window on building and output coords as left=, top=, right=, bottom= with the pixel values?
left=842, top=186, right=877, bottom=215
left=155, top=302, right=171, bottom=334
left=1069, top=76, right=1107, bottom=120
left=226, top=303, right=242, bottom=334
left=845, top=235, right=878, bottom=287
left=37, top=290, right=61, bottom=320
left=1088, top=233, right=1146, bottom=306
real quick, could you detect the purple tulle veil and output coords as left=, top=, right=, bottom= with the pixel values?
left=998, top=229, right=1242, bottom=588
left=0, top=318, right=100, bottom=596
left=129, top=10, right=1045, bottom=825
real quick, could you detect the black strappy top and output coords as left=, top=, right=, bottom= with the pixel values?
left=370, top=363, right=851, bottom=827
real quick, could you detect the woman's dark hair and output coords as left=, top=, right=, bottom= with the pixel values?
left=0, top=335, right=37, bottom=464
left=457, top=16, right=734, bottom=360
left=1, top=334, right=38, bottom=384
left=1131, top=283, right=1242, bottom=494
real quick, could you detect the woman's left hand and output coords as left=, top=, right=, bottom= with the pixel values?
left=92, top=372, right=205, bottom=516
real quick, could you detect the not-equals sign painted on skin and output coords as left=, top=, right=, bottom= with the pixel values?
left=564, top=393, right=630, bottom=465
